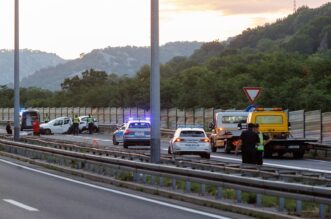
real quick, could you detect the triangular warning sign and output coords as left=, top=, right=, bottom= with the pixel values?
left=243, top=87, right=262, bottom=103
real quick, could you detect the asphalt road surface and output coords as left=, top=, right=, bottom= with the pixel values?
left=0, top=156, right=252, bottom=219
left=42, top=133, right=331, bottom=174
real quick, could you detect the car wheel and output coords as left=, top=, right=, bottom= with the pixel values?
left=225, top=142, right=232, bottom=154
left=168, top=146, right=171, bottom=154
left=113, top=136, right=119, bottom=145
left=205, top=153, right=211, bottom=159
left=45, top=129, right=51, bottom=135
left=123, top=142, right=129, bottom=149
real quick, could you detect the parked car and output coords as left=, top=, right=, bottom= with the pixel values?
left=20, top=109, right=40, bottom=131
left=112, top=123, right=127, bottom=145
left=40, top=117, right=72, bottom=135
left=78, top=116, right=99, bottom=133
left=168, top=127, right=211, bottom=159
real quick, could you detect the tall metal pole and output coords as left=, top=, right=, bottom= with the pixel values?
left=14, top=0, right=20, bottom=141
left=150, top=0, right=160, bottom=163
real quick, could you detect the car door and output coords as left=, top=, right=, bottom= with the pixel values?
left=52, top=119, right=64, bottom=134
left=115, top=125, right=126, bottom=142
left=62, top=118, right=71, bottom=133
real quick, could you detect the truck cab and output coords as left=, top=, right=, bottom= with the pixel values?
left=247, top=108, right=313, bottom=159
left=209, top=111, right=248, bottom=153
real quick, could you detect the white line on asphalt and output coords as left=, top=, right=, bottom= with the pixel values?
left=211, top=154, right=331, bottom=174
left=0, top=158, right=230, bottom=219
left=3, top=199, right=39, bottom=211
left=70, top=136, right=112, bottom=142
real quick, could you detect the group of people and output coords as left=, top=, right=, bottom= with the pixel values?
left=72, top=114, right=94, bottom=135
left=240, top=123, right=270, bottom=165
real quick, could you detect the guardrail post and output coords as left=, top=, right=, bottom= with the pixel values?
left=200, top=183, right=206, bottom=195
left=236, top=190, right=242, bottom=203
left=256, top=194, right=262, bottom=207
left=185, top=180, right=191, bottom=193
left=319, top=204, right=325, bottom=219
left=216, top=186, right=223, bottom=199
left=159, top=176, right=164, bottom=187
left=143, top=174, right=147, bottom=184
left=296, top=200, right=302, bottom=215
left=151, top=176, right=155, bottom=186
left=279, top=197, right=285, bottom=212
left=172, top=178, right=176, bottom=190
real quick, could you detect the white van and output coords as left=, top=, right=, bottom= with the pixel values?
left=209, top=111, right=248, bottom=153
left=40, top=117, right=72, bottom=135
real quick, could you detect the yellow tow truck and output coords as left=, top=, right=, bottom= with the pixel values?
left=247, top=108, right=317, bottom=159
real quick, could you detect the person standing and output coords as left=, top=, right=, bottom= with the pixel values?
left=240, top=123, right=259, bottom=164
left=87, top=114, right=94, bottom=134
left=6, top=121, right=12, bottom=135
left=44, top=113, right=49, bottom=123
left=254, top=124, right=270, bottom=165
left=33, top=118, right=40, bottom=136
left=73, top=115, right=80, bottom=135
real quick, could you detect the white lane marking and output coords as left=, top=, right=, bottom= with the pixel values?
left=3, top=199, right=39, bottom=211
left=211, top=155, right=331, bottom=174
left=69, top=136, right=112, bottom=142
left=0, top=158, right=229, bottom=219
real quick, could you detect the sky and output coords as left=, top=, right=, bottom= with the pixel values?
left=0, top=0, right=329, bottom=59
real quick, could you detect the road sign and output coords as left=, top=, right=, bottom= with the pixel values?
left=243, top=87, right=261, bottom=104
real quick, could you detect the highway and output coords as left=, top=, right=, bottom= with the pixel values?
left=0, top=156, right=250, bottom=219
left=42, top=133, right=331, bottom=174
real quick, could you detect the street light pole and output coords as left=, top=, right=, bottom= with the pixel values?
left=150, top=0, right=160, bottom=163
left=14, top=0, right=20, bottom=141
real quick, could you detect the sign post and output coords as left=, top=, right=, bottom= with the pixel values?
left=243, top=87, right=262, bottom=104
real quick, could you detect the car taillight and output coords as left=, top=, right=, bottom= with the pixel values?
left=200, top=138, right=210, bottom=143
left=124, top=130, right=134, bottom=135
left=175, top=138, right=184, bottom=142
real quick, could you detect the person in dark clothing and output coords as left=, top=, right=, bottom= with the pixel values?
left=240, top=123, right=259, bottom=164
left=6, top=121, right=12, bottom=135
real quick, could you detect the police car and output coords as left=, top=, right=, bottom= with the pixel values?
left=123, top=119, right=151, bottom=148
left=168, top=125, right=211, bottom=159
left=112, top=123, right=127, bottom=145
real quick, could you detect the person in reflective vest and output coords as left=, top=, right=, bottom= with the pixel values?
left=254, top=123, right=270, bottom=165
left=44, top=113, right=49, bottom=123
left=73, top=115, right=80, bottom=135
left=87, top=114, right=94, bottom=134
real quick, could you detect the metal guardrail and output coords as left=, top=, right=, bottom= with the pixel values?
left=0, top=138, right=330, bottom=219
left=17, top=135, right=331, bottom=186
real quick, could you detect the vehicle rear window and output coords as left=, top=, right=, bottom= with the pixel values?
left=221, top=116, right=247, bottom=124
left=179, top=131, right=205, bottom=137
left=129, top=122, right=150, bottom=128
left=256, top=116, right=283, bottom=124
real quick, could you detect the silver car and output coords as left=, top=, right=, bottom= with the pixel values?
left=123, top=120, right=151, bottom=148
left=168, top=128, right=211, bottom=159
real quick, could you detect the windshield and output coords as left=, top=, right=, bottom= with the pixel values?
left=221, top=116, right=247, bottom=124
left=179, top=131, right=205, bottom=137
left=128, top=122, right=150, bottom=128
left=256, top=115, right=283, bottom=124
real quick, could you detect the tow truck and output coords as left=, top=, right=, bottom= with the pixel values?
left=246, top=108, right=318, bottom=159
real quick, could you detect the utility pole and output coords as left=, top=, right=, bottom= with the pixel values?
left=14, top=0, right=20, bottom=141
left=150, top=0, right=161, bottom=163
left=293, top=0, right=297, bottom=13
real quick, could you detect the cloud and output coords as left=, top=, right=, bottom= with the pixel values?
left=162, top=0, right=329, bottom=15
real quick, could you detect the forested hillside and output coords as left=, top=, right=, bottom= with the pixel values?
left=1, top=3, right=331, bottom=111
left=20, top=42, right=202, bottom=90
